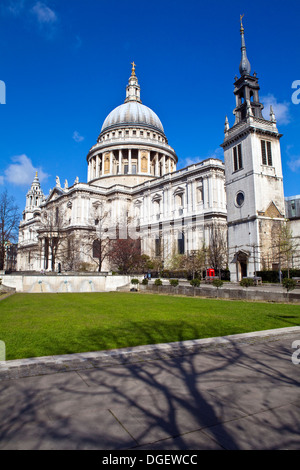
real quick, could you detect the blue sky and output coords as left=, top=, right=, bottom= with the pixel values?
left=0, top=0, right=299, bottom=213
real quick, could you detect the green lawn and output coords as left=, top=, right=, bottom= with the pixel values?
left=0, top=292, right=299, bottom=360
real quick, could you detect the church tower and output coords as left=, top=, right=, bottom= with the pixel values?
left=23, top=172, right=45, bottom=222
left=222, top=17, right=285, bottom=282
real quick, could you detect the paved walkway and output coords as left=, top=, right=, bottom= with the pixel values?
left=0, top=327, right=300, bottom=450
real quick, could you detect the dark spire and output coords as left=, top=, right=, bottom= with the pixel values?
left=239, top=14, right=251, bottom=76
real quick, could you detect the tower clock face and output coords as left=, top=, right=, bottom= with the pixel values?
left=236, top=191, right=245, bottom=207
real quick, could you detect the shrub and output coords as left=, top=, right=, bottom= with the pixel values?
left=212, top=279, right=223, bottom=289
left=154, top=278, right=163, bottom=286
left=190, top=278, right=201, bottom=288
left=131, top=278, right=139, bottom=285
left=161, top=270, right=170, bottom=278
left=256, top=270, right=300, bottom=284
left=77, top=262, right=93, bottom=272
left=169, top=279, right=179, bottom=287
left=141, top=278, right=148, bottom=285
left=240, top=278, right=254, bottom=288
left=282, top=278, right=296, bottom=292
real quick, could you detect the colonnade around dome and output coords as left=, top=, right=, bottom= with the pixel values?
left=87, top=145, right=176, bottom=182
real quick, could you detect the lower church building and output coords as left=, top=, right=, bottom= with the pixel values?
left=17, top=20, right=299, bottom=281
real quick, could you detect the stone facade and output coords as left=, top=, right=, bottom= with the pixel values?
left=17, top=67, right=227, bottom=273
left=17, top=26, right=299, bottom=277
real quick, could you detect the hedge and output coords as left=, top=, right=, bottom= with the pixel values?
left=256, top=269, right=300, bottom=283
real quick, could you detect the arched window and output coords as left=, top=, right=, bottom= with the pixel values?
left=175, top=193, right=183, bottom=206
left=141, top=155, right=147, bottom=173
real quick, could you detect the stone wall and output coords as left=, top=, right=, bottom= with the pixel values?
left=0, top=274, right=143, bottom=294
left=142, top=283, right=300, bottom=303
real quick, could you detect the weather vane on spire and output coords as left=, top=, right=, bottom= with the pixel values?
left=240, top=14, right=244, bottom=30
left=131, top=61, right=136, bottom=76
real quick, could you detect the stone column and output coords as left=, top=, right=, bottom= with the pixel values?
left=192, top=179, right=196, bottom=212
left=128, top=149, right=132, bottom=174
left=110, top=152, right=113, bottom=175
left=203, top=176, right=209, bottom=209
left=41, top=238, right=45, bottom=270
left=155, top=153, right=159, bottom=176
left=87, top=159, right=91, bottom=182
left=96, top=155, right=100, bottom=178
left=187, top=181, right=193, bottom=214
left=162, top=155, right=166, bottom=175
left=138, top=149, right=141, bottom=174
left=147, top=152, right=151, bottom=175
left=169, top=184, right=172, bottom=217
left=91, top=157, right=95, bottom=179
left=119, top=149, right=122, bottom=174
left=102, top=155, right=105, bottom=176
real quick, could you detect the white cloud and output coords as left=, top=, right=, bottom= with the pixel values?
left=0, top=175, right=4, bottom=185
left=182, top=148, right=223, bottom=168
left=183, top=156, right=201, bottom=167
left=3, top=154, right=48, bottom=186
left=261, top=94, right=291, bottom=125
left=73, top=131, right=84, bottom=143
left=31, top=1, right=57, bottom=24
left=208, top=147, right=223, bottom=160
left=287, top=157, right=300, bottom=173
left=74, top=35, right=82, bottom=50
left=5, top=0, right=26, bottom=16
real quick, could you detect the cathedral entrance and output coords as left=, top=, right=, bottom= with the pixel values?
left=239, top=261, right=247, bottom=279
left=236, top=250, right=249, bottom=281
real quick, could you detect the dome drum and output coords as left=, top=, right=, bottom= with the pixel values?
left=87, top=147, right=177, bottom=185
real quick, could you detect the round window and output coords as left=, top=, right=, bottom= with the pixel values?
left=236, top=191, right=245, bottom=207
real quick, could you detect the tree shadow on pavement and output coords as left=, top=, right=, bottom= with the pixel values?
left=0, top=325, right=299, bottom=450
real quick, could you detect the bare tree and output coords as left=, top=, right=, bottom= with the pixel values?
left=0, top=190, right=20, bottom=270
left=188, top=244, right=208, bottom=279
left=273, top=220, right=299, bottom=278
left=58, top=233, right=81, bottom=272
left=77, top=202, right=112, bottom=272
left=109, top=237, right=142, bottom=274
left=166, top=243, right=208, bottom=279
left=207, top=223, right=228, bottom=276
left=38, top=203, right=68, bottom=272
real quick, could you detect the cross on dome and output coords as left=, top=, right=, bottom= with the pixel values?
left=131, top=61, right=136, bottom=76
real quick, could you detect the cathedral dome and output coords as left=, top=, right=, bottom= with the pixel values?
left=101, top=101, right=164, bottom=134
left=86, top=64, right=177, bottom=185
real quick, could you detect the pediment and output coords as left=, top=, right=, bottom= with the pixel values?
left=152, top=193, right=162, bottom=202
left=46, top=187, right=64, bottom=203
left=173, top=186, right=185, bottom=195
left=263, top=201, right=284, bottom=219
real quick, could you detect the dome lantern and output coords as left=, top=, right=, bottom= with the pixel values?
left=125, top=62, right=142, bottom=104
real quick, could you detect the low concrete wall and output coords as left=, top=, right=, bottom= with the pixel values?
left=0, top=274, right=143, bottom=294
left=143, top=283, right=300, bottom=303
left=0, top=284, right=16, bottom=294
